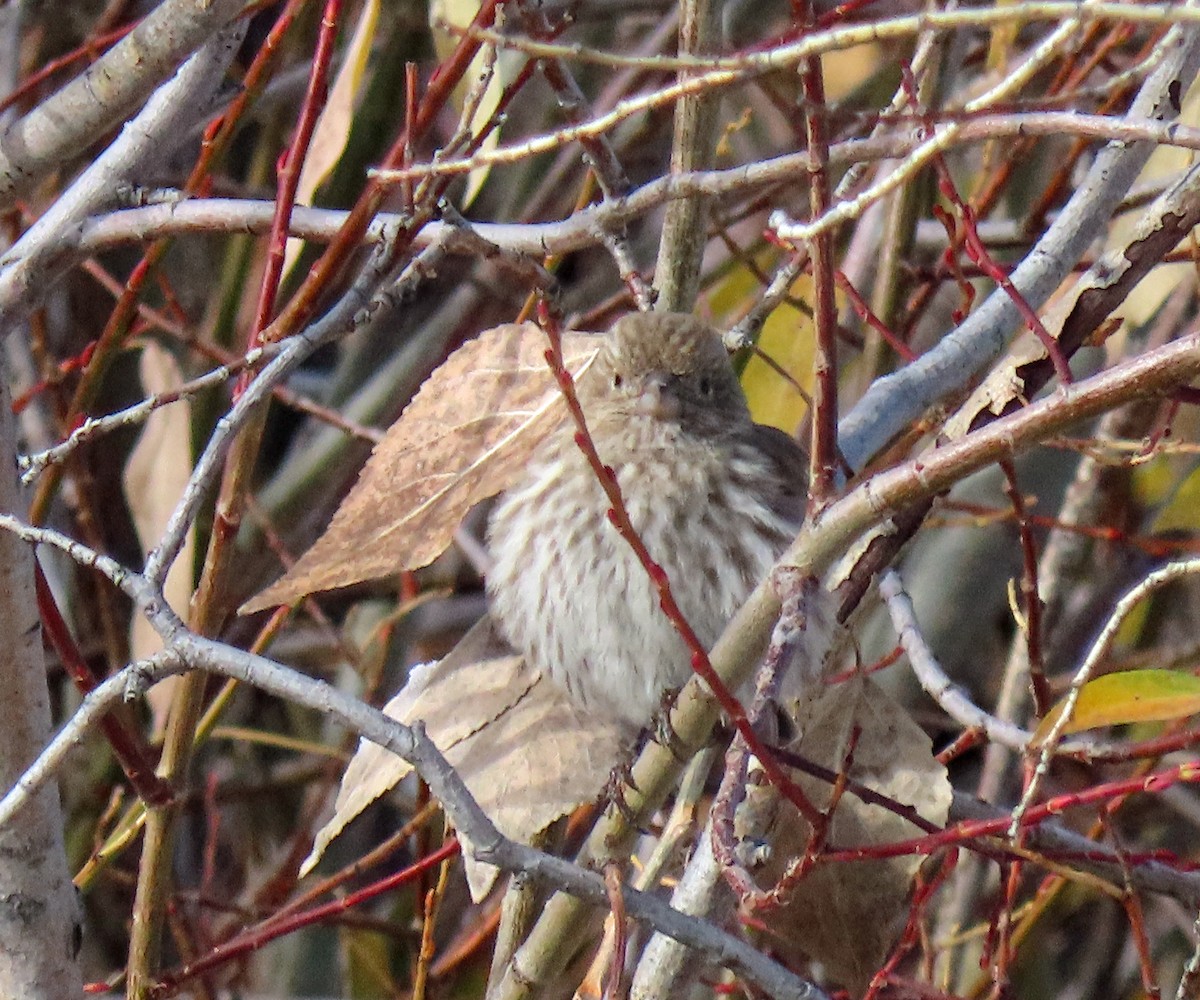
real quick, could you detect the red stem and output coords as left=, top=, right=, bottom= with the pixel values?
left=822, top=760, right=1200, bottom=864
left=149, top=839, right=460, bottom=996
left=836, top=271, right=917, bottom=363
left=0, top=22, right=135, bottom=118
left=998, top=459, right=1052, bottom=716
left=243, top=0, right=343, bottom=385
left=29, top=0, right=314, bottom=530
left=748, top=723, right=861, bottom=913
left=35, top=564, right=173, bottom=807
left=379, top=0, right=506, bottom=169
left=904, top=65, right=1074, bottom=385
left=261, top=0, right=510, bottom=344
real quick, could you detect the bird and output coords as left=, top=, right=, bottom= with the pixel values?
left=485, top=311, right=812, bottom=733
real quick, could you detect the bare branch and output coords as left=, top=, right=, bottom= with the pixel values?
left=0, top=18, right=248, bottom=336
left=0, top=0, right=245, bottom=207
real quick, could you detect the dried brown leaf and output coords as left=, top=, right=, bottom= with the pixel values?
left=243, top=323, right=599, bottom=612
left=124, top=343, right=195, bottom=732
left=739, top=676, right=951, bottom=994
left=301, top=616, right=625, bottom=900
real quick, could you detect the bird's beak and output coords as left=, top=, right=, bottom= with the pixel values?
left=635, top=373, right=682, bottom=420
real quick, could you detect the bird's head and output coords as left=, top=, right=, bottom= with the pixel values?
left=585, top=312, right=751, bottom=439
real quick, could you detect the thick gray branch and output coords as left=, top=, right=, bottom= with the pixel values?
left=0, top=359, right=82, bottom=999
left=0, top=18, right=247, bottom=337
left=838, top=8, right=1200, bottom=471
left=0, top=0, right=245, bottom=207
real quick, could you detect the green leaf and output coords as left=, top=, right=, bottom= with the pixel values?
left=1034, top=669, right=1200, bottom=744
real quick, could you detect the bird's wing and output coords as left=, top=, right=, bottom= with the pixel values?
left=747, top=423, right=809, bottom=522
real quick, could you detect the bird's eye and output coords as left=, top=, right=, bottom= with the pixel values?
left=698, top=376, right=713, bottom=396
left=613, top=373, right=623, bottom=389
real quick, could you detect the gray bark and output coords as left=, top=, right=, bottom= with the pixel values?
left=0, top=353, right=82, bottom=998
left=0, top=0, right=246, bottom=207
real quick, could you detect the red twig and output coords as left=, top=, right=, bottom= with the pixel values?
left=862, top=849, right=959, bottom=1000
left=931, top=202, right=977, bottom=324
left=1104, top=819, right=1162, bottom=999
left=29, top=0, right=314, bottom=527
left=198, top=773, right=223, bottom=948
left=34, top=563, right=172, bottom=807
left=747, top=724, right=862, bottom=914
left=150, top=839, right=460, bottom=997
left=12, top=339, right=97, bottom=414
left=820, top=760, right=1200, bottom=864
left=958, top=196, right=1073, bottom=386
left=402, top=62, right=418, bottom=212
left=989, top=853, right=1023, bottom=990
left=244, top=0, right=344, bottom=368
left=936, top=728, right=986, bottom=765
left=936, top=497, right=1200, bottom=558
left=382, top=0, right=506, bottom=167
left=770, top=743, right=941, bottom=838
left=1073, top=726, right=1200, bottom=766
left=836, top=271, right=917, bottom=363
left=261, top=0, right=509, bottom=344
left=904, top=67, right=1074, bottom=385
left=825, top=643, right=903, bottom=685
left=998, top=459, right=1051, bottom=716
left=0, top=23, right=134, bottom=117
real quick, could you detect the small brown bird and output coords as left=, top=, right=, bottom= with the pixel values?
left=486, top=312, right=810, bottom=732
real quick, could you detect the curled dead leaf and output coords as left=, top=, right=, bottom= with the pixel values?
left=243, top=323, right=599, bottom=612
left=738, top=676, right=951, bottom=994
left=301, top=616, right=626, bottom=900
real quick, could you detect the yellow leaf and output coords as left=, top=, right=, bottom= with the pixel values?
left=1152, top=462, right=1200, bottom=533
left=1133, top=456, right=1177, bottom=510
left=431, top=0, right=525, bottom=206
left=823, top=46, right=882, bottom=100
left=741, top=298, right=815, bottom=435
left=1034, top=669, right=1200, bottom=744
left=705, top=256, right=815, bottom=435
